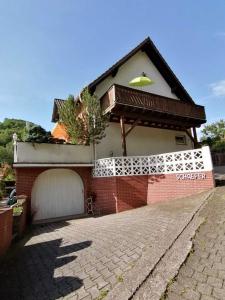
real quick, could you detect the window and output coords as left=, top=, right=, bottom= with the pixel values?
left=175, top=135, right=187, bottom=145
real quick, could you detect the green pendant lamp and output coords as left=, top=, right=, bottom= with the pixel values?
left=129, top=72, right=153, bottom=87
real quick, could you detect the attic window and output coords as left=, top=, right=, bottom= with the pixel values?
left=175, top=135, right=187, bottom=145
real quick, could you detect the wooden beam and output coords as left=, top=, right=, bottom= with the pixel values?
left=192, top=127, right=199, bottom=148
left=184, top=128, right=197, bottom=147
left=120, top=115, right=127, bottom=156
left=113, top=107, right=198, bottom=128
left=125, top=119, right=140, bottom=137
left=192, top=127, right=198, bottom=143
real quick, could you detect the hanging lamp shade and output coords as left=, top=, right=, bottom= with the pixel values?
left=129, top=72, right=153, bottom=87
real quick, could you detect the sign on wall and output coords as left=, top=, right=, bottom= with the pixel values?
left=176, top=173, right=206, bottom=180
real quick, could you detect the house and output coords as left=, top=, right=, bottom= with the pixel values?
left=14, top=37, right=214, bottom=223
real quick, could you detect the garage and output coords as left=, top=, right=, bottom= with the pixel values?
left=31, top=169, right=84, bottom=222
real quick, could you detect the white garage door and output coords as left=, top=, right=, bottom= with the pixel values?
left=31, top=169, right=84, bottom=222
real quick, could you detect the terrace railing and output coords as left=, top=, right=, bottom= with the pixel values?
left=93, top=146, right=213, bottom=177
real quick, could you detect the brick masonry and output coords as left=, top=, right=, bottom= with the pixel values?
left=15, top=167, right=215, bottom=219
left=0, top=208, right=13, bottom=257
left=16, top=167, right=92, bottom=219
left=147, top=171, right=215, bottom=204
left=91, top=176, right=148, bottom=214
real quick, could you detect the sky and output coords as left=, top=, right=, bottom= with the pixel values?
left=0, top=0, right=225, bottom=132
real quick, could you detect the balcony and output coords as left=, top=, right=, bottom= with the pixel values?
left=100, top=84, right=206, bottom=129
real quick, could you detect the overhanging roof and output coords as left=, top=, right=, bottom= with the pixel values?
left=52, top=98, right=65, bottom=122
left=88, top=37, right=195, bottom=104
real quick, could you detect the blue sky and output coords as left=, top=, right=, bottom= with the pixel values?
left=0, top=0, right=225, bottom=131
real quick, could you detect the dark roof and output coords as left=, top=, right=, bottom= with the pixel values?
left=88, top=37, right=195, bottom=104
left=52, top=99, right=65, bottom=122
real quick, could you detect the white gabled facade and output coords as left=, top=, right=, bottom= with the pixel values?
left=94, top=50, right=180, bottom=100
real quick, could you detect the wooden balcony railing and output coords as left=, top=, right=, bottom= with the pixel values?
left=101, top=84, right=206, bottom=122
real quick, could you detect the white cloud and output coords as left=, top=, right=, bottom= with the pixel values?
left=210, top=80, right=225, bottom=97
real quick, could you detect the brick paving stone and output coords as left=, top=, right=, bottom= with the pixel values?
left=207, top=276, right=223, bottom=289
left=87, top=286, right=99, bottom=299
left=192, top=271, right=207, bottom=283
left=213, top=287, right=225, bottom=299
left=197, top=282, right=213, bottom=296
left=182, top=289, right=201, bottom=300
left=0, top=191, right=213, bottom=300
left=165, top=187, right=225, bottom=300
left=94, top=276, right=108, bottom=289
left=201, top=296, right=216, bottom=300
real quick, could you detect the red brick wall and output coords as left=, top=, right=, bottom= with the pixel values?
left=91, top=176, right=148, bottom=214
left=92, top=171, right=214, bottom=213
left=16, top=167, right=92, bottom=219
left=147, top=171, right=215, bottom=204
left=16, top=167, right=215, bottom=219
left=91, top=177, right=117, bottom=214
left=0, top=208, right=13, bottom=257
left=116, top=176, right=148, bottom=212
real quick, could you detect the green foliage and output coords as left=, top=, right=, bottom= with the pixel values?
left=58, top=95, right=84, bottom=144
left=0, top=118, right=36, bottom=165
left=0, top=118, right=30, bottom=145
left=24, top=124, right=53, bottom=143
left=201, top=119, right=225, bottom=145
left=0, top=145, right=13, bottom=164
left=211, top=140, right=225, bottom=152
left=13, top=206, right=23, bottom=216
left=59, top=89, right=109, bottom=145
left=2, top=164, right=15, bottom=181
left=96, top=290, right=109, bottom=300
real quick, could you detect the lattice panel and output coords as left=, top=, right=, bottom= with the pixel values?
left=93, top=148, right=210, bottom=177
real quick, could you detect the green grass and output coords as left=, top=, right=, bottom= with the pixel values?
left=96, top=290, right=109, bottom=300
left=116, top=275, right=124, bottom=283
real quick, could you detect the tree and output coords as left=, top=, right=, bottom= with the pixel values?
left=201, top=119, right=225, bottom=151
left=0, top=118, right=32, bottom=165
left=24, top=124, right=53, bottom=143
left=59, top=89, right=109, bottom=145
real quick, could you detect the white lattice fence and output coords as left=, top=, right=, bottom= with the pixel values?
left=93, top=146, right=213, bottom=178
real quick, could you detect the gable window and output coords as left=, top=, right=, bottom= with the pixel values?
left=175, top=135, right=187, bottom=145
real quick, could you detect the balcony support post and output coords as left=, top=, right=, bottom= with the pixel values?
left=184, top=128, right=199, bottom=148
left=120, top=115, right=127, bottom=156
left=192, top=127, right=199, bottom=148
left=125, top=119, right=140, bottom=137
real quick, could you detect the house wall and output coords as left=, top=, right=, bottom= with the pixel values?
left=94, top=50, right=179, bottom=100
left=91, top=171, right=214, bottom=214
left=147, top=172, right=215, bottom=203
left=96, top=122, right=193, bottom=158
left=15, top=166, right=214, bottom=220
left=51, top=123, right=69, bottom=141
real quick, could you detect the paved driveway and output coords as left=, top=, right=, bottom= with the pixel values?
left=165, top=186, right=225, bottom=300
left=0, top=192, right=210, bottom=300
